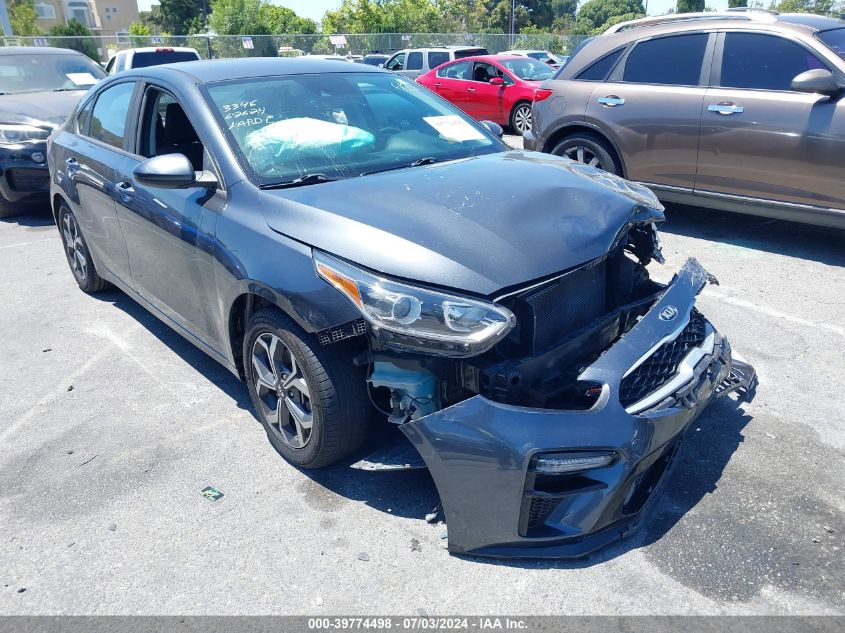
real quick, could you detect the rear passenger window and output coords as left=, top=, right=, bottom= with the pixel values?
left=720, top=33, right=828, bottom=91
left=89, top=82, right=135, bottom=149
left=576, top=48, right=624, bottom=81
left=76, top=98, right=94, bottom=135
left=437, top=61, right=471, bottom=79
left=406, top=52, right=423, bottom=71
left=428, top=51, right=449, bottom=69
left=623, top=34, right=708, bottom=86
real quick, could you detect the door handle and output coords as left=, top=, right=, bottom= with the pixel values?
left=467, top=87, right=476, bottom=93
left=597, top=96, right=625, bottom=107
left=708, top=102, right=744, bottom=115
left=116, top=181, right=134, bottom=200
left=434, top=82, right=442, bottom=88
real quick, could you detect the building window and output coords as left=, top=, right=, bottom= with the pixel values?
left=116, top=31, right=129, bottom=44
left=67, top=1, right=95, bottom=28
left=35, top=3, right=57, bottom=19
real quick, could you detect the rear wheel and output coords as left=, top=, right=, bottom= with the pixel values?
left=551, top=133, right=620, bottom=175
left=58, top=204, right=110, bottom=293
left=509, top=102, right=533, bottom=134
left=243, top=308, right=369, bottom=469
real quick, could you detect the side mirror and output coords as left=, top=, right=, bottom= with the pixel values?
left=489, top=76, right=505, bottom=86
left=378, top=63, right=384, bottom=68
left=791, top=69, right=843, bottom=97
left=133, top=154, right=212, bottom=189
left=480, top=120, right=503, bottom=138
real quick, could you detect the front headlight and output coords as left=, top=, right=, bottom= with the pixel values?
left=0, top=123, right=50, bottom=145
left=314, top=251, right=516, bottom=357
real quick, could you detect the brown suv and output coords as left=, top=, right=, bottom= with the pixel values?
left=524, top=10, right=845, bottom=228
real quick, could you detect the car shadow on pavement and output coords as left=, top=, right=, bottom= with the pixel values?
left=89, top=288, right=253, bottom=410
left=459, top=396, right=753, bottom=569
left=0, top=206, right=55, bottom=229
left=661, top=204, right=845, bottom=267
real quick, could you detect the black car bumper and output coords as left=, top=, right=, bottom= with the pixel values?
left=400, top=258, right=756, bottom=558
left=0, top=144, right=50, bottom=205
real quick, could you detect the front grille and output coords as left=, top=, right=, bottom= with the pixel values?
left=619, top=311, right=706, bottom=408
left=526, top=495, right=563, bottom=530
left=7, top=168, right=49, bottom=192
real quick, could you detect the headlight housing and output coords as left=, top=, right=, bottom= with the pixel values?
left=0, top=123, right=50, bottom=145
left=314, top=251, right=516, bottom=357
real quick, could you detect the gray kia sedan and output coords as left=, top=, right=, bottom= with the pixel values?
left=47, top=59, right=755, bottom=558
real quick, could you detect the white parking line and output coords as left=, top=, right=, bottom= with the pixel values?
left=0, top=238, right=55, bottom=250
left=704, top=288, right=845, bottom=338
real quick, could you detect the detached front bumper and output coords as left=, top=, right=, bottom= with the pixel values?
left=401, top=258, right=756, bottom=558
left=0, top=144, right=50, bottom=205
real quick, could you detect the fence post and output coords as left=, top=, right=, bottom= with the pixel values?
left=206, top=35, right=212, bottom=60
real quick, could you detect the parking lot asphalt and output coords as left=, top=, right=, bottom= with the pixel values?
left=1, top=142, right=843, bottom=614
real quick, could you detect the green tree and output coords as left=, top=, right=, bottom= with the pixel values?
left=128, top=21, right=152, bottom=47
left=728, top=0, right=748, bottom=7
left=49, top=20, right=100, bottom=60
left=574, top=0, right=645, bottom=34
left=677, top=0, right=705, bottom=11
left=209, top=0, right=277, bottom=56
left=8, top=0, right=41, bottom=36
left=159, top=0, right=203, bottom=34
left=770, top=0, right=837, bottom=11
left=260, top=5, right=317, bottom=34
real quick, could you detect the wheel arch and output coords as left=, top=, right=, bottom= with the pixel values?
left=542, top=123, right=627, bottom=179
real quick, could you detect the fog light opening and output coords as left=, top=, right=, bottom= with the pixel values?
left=31, top=152, right=45, bottom=164
left=532, top=451, right=616, bottom=475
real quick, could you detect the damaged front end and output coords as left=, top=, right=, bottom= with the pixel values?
left=315, top=209, right=756, bottom=559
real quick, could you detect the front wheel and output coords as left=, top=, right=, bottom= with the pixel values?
left=509, top=102, right=533, bottom=134
left=551, top=134, right=620, bottom=175
left=243, top=308, right=369, bottom=469
left=58, top=204, right=110, bottom=293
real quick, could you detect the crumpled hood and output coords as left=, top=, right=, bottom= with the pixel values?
left=0, top=90, right=87, bottom=127
left=261, top=150, right=660, bottom=296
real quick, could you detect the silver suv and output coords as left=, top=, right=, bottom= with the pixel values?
left=525, top=10, right=845, bottom=228
left=384, top=46, right=489, bottom=79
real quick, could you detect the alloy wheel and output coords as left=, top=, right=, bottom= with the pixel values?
left=251, top=332, right=313, bottom=449
left=512, top=105, right=532, bottom=134
left=62, top=212, right=87, bottom=282
left=562, top=144, right=602, bottom=169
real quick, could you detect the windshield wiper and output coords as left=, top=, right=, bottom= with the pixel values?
left=53, top=87, right=87, bottom=92
left=362, top=157, right=439, bottom=176
left=258, top=173, right=334, bottom=190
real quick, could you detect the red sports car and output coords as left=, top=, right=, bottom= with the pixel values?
left=416, top=55, right=555, bottom=134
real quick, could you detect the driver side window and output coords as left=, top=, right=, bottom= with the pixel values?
left=471, top=62, right=504, bottom=83
left=387, top=53, right=405, bottom=71
left=138, top=87, right=206, bottom=172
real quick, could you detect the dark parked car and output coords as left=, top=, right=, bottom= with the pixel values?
left=48, top=59, right=755, bottom=558
left=361, top=53, right=390, bottom=66
left=525, top=10, right=845, bottom=228
left=0, top=46, right=105, bottom=217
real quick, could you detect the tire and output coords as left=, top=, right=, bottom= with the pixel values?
left=551, top=133, right=621, bottom=175
left=243, top=308, right=369, bottom=469
left=509, top=101, right=533, bottom=135
left=0, top=194, right=26, bottom=219
left=58, top=204, right=110, bottom=293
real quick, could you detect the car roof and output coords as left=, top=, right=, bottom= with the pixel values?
left=0, top=46, right=85, bottom=56
left=124, top=47, right=199, bottom=53
left=603, top=9, right=845, bottom=36
left=120, top=57, right=384, bottom=83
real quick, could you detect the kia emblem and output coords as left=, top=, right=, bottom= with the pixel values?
left=659, top=305, right=679, bottom=321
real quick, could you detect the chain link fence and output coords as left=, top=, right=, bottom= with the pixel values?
left=1, top=33, right=589, bottom=63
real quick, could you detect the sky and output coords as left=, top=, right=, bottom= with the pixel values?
left=136, top=0, right=733, bottom=26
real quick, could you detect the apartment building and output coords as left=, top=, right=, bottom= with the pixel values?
left=33, top=0, right=139, bottom=40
